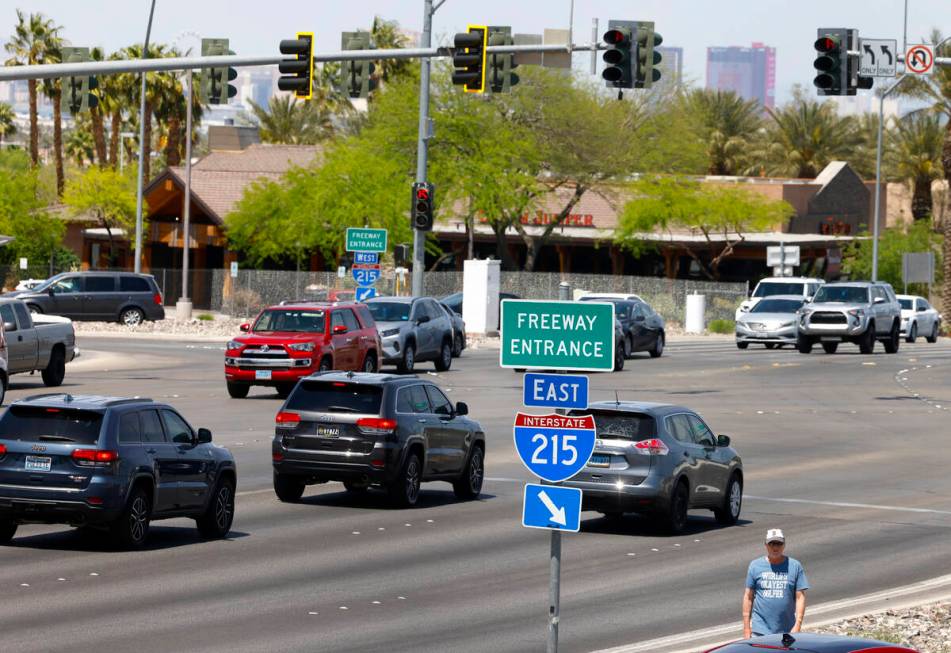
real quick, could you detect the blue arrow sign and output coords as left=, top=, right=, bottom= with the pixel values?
left=514, top=413, right=596, bottom=483
left=352, top=264, right=382, bottom=286
left=355, top=286, right=377, bottom=302
left=522, top=483, right=582, bottom=532
left=523, top=373, right=589, bottom=409
left=354, top=251, right=379, bottom=264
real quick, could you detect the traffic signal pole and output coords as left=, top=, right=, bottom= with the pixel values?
left=412, top=0, right=435, bottom=297
left=133, top=0, right=157, bottom=274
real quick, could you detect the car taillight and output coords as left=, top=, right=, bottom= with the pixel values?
left=153, top=292, right=162, bottom=306
left=0, top=443, right=6, bottom=456
left=276, top=411, right=301, bottom=427
left=72, top=449, right=119, bottom=463
left=357, top=417, right=397, bottom=435
left=633, top=439, right=669, bottom=456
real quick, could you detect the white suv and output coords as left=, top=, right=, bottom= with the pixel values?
left=736, top=277, right=824, bottom=320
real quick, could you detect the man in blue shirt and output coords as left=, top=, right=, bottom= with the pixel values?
left=742, top=528, right=809, bottom=638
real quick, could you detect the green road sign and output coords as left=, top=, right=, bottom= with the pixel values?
left=500, top=299, right=615, bottom=372
left=345, top=227, right=388, bottom=252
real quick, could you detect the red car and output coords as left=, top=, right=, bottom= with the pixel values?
left=706, top=633, right=917, bottom=652
left=224, top=302, right=381, bottom=399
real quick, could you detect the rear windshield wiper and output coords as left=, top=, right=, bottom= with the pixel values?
left=324, top=405, right=359, bottom=412
left=38, top=435, right=77, bottom=442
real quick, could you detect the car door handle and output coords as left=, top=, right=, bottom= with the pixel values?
left=417, top=418, right=428, bottom=423
left=146, top=448, right=157, bottom=454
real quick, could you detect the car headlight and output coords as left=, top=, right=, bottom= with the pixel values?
left=847, top=309, right=865, bottom=318
left=382, top=328, right=400, bottom=338
left=226, top=340, right=243, bottom=351
left=288, top=342, right=315, bottom=352
left=736, top=321, right=747, bottom=329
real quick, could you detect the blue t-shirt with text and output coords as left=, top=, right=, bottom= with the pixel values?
left=746, top=556, right=809, bottom=635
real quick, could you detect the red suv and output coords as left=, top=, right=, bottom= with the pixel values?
left=224, top=302, right=381, bottom=399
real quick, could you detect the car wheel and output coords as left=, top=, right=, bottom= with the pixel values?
left=397, top=344, right=415, bottom=374
left=649, top=332, right=665, bottom=358
left=821, top=342, right=838, bottom=354
left=276, top=383, right=295, bottom=399
left=273, top=472, right=306, bottom=503
left=27, top=304, right=42, bottom=315
left=714, top=475, right=743, bottom=526
left=452, top=333, right=464, bottom=358
left=110, top=486, right=151, bottom=550
left=119, top=307, right=145, bottom=327
left=736, top=341, right=749, bottom=350
left=906, top=322, right=917, bottom=343
left=362, top=353, right=377, bottom=373
left=797, top=333, right=813, bottom=354
left=343, top=479, right=370, bottom=493
left=41, top=348, right=66, bottom=387
left=0, top=375, right=7, bottom=407
left=226, top=382, right=249, bottom=399
left=883, top=321, right=900, bottom=354
left=859, top=323, right=875, bottom=354
left=453, top=445, right=484, bottom=500
left=388, top=451, right=421, bottom=508
left=435, top=341, right=452, bottom=371
left=927, top=322, right=939, bottom=344
left=196, top=477, right=235, bottom=539
left=0, top=519, right=17, bottom=544
left=624, top=334, right=634, bottom=359
left=613, top=344, right=625, bottom=371
left=665, top=481, right=689, bottom=535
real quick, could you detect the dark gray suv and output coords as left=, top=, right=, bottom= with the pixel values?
left=0, top=394, right=236, bottom=548
left=271, top=372, right=485, bottom=507
left=7, top=272, right=165, bottom=325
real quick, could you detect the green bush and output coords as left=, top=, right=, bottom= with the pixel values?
left=707, top=319, right=735, bottom=334
left=196, top=313, right=215, bottom=321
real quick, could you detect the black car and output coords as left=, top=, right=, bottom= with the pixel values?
left=0, top=394, right=236, bottom=548
left=271, top=372, right=485, bottom=507
left=440, top=291, right=520, bottom=316
left=704, top=633, right=917, bottom=652
left=580, top=297, right=666, bottom=358
left=7, top=271, right=165, bottom=325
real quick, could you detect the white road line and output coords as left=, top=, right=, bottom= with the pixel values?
left=746, top=495, right=951, bottom=516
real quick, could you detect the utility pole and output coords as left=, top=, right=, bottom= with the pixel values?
left=176, top=69, right=194, bottom=320
left=412, top=0, right=439, bottom=297
left=133, top=0, right=157, bottom=274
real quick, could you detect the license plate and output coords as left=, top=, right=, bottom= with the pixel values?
left=255, top=370, right=272, bottom=380
left=316, top=426, right=340, bottom=438
left=589, top=454, right=611, bottom=467
left=25, top=456, right=52, bottom=472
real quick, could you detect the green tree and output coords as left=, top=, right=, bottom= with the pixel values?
left=0, top=149, right=64, bottom=267
left=886, top=109, right=945, bottom=221
left=62, top=166, right=138, bottom=265
left=616, top=175, right=795, bottom=280
left=680, top=88, right=763, bottom=175
left=38, top=28, right=66, bottom=196
left=842, top=220, right=942, bottom=293
left=369, top=16, right=413, bottom=86
left=65, top=121, right=95, bottom=167
left=0, top=102, right=16, bottom=145
left=247, top=95, right=331, bottom=144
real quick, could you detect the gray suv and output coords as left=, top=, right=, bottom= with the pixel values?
left=366, top=296, right=454, bottom=372
left=0, top=394, right=236, bottom=549
left=6, top=272, right=165, bottom=325
left=797, top=281, right=902, bottom=354
left=560, top=401, right=743, bottom=534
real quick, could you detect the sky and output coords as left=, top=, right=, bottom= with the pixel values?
left=7, top=0, right=951, bottom=104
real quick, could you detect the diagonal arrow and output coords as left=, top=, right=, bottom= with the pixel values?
left=537, top=490, right=567, bottom=526
left=863, top=44, right=876, bottom=65
left=880, top=45, right=893, bottom=66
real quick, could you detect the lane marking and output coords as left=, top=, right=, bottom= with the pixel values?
left=746, top=495, right=951, bottom=516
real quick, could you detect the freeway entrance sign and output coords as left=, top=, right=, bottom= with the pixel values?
left=522, top=484, right=582, bottom=533
left=514, top=412, right=596, bottom=483
left=352, top=263, right=382, bottom=286
left=500, top=300, right=615, bottom=372
left=345, top=227, right=388, bottom=252
left=523, top=373, right=588, bottom=410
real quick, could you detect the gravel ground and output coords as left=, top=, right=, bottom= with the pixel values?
left=816, top=602, right=951, bottom=651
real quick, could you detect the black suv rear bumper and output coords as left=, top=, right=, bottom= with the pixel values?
left=273, top=442, right=404, bottom=485
left=0, top=496, right=120, bottom=525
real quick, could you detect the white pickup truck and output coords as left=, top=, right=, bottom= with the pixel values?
left=0, top=298, right=79, bottom=398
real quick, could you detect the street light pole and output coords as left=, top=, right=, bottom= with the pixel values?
left=133, top=0, right=157, bottom=274
left=176, top=69, right=194, bottom=320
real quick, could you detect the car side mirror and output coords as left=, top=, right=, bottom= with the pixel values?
left=2, top=321, right=15, bottom=332
left=455, top=401, right=469, bottom=416
left=239, top=323, right=250, bottom=332
left=805, top=296, right=813, bottom=303
left=873, top=297, right=886, bottom=304
left=333, top=324, right=347, bottom=334
left=48, top=287, right=55, bottom=296
left=717, top=434, right=731, bottom=447
left=917, top=306, right=927, bottom=313
left=416, top=315, right=430, bottom=325
left=197, top=428, right=212, bottom=444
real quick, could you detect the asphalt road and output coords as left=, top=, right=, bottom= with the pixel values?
left=3, top=334, right=951, bottom=653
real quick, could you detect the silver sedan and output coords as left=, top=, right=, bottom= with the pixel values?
left=735, top=295, right=806, bottom=349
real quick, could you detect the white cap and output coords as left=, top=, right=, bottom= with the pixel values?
left=766, top=528, right=785, bottom=543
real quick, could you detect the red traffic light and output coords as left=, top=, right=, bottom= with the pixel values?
left=603, top=29, right=629, bottom=45
left=814, top=36, right=838, bottom=52
left=416, top=188, right=430, bottom=201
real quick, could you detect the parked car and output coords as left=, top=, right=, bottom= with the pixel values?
left=440, top=291, right=520, bottom=316
left=561, top=401, right=743, bottom=534
left=735, top=277, right=824, bottom=320
left=704, top=633, right=918, bottom=652
left=897, top=294, right=941, bottom=343
left=5, top=271, right=165, bottom=325
left=367, top=296, right=455, bottom=372
left=438, top=301, right=467, bottom=357
left=271, top=372, right=485, bottom=507
left=0, top=298, right=78, bottom=390
left=579, top=291, right=644, bottom=302
left=14, top=278, right=45, bottom=291
left=797, top=281, right=902, bottom=355
left=0, top=394, right=236, bottom=549
left=224, top=302, right=382, bottom=399
left=735, top=295, right=805, bottom=349
left=582, top=297, right=666, bottom=358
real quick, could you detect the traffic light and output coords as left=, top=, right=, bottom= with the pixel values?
left=451, top=25, right=488, bottom=93
left=814, top=29, right=848, bottom=96
left=278, top=32, right=314, bottom=99
left=487, top=27, right=519, bottom=93
left=602, top=22, right=634, bottom=89
left=633, top=21, right=663, bottom=88
left=341, top=31, right=377, bottom=99
left=200, top=38, right=237, bottom=105
left=60, top=47, right=98, bottom=113
left=412, top=182, right=434, bottom=231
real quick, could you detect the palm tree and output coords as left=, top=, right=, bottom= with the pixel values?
left=886, top=110, right=944, bottom=221
left=248, top=95, right=325, bottom=144
left=0, top=102, right=16, bottom=145
left=369, top=16, right=412, bottom=85
left=116, top=42, right=173, bottom=181
left=87, top=46, right=110, bottom=166
left=848, top=112, right=884, bottom=181
left=39, top=31, right=66, bottom=196
left=680, top=88, right=762, bottom=175
left=4, top=10, right=61, bottom=166
left=105, top=50, right=138, bottom=168
left=151, top=58, right=203, bottom=167
left=65, top=123, right=95, bottom=167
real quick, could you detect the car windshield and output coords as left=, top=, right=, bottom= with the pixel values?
left=813, top=286, right=869, bottom=304
left=286, top=381, right=383, bottom=414
left=368, top=302, right=410, bottom=322
left=0, top=406, right=103, bottom=444
left=751, top=299, right=804, bottom=314
left=28, top=274, right=66, bottom=293
left=253, top=309, right=325, bottom=333
left=573, top=410, right=656, bottom=441
left=899, top=299, right=913, bottom=310
left=752, top=282, right=805, bottom=298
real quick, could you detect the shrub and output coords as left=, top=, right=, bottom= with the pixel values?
left=707, top=319, right=734, bottom=334
left=196, top=313, right=214, bottom=321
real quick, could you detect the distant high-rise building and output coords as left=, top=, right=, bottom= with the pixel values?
left=654, top=46, right=684, bottom=92
left=706, top=42, right=776, bottom=109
